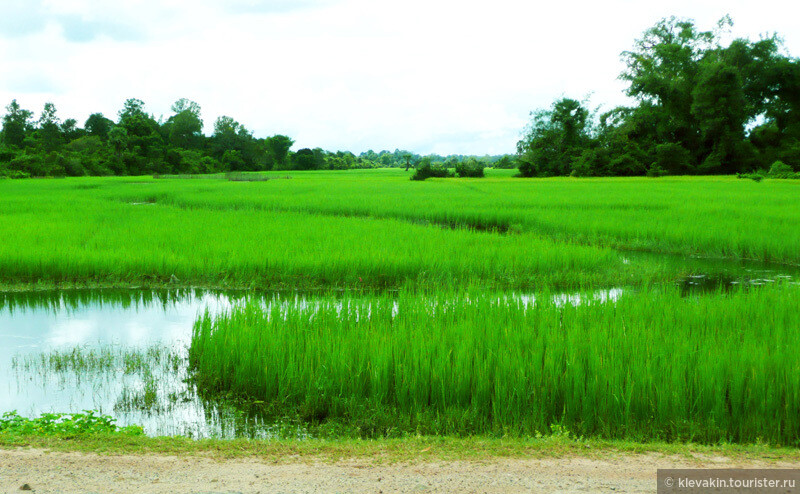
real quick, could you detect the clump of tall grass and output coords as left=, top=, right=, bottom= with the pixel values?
left=189, top=284, right=800, bottom=444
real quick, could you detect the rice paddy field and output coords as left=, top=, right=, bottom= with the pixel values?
left=2, top=168, right=800, bottom=446
left=1, top=169, right=799, bottom=290
left=190, top=285, right=800, bottom=444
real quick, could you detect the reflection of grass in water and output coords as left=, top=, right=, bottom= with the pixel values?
left=12, top=343, right=317, bottom=438
left=114, top=369, right=161, bottom=413
left=12, top=345, right=183, bottom=375
left=0, top=288, right=208, bottom=314
left=14, top=345, right=187, bottom=416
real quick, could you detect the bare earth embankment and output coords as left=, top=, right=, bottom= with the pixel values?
left=3, top=449, right=800, bottom=493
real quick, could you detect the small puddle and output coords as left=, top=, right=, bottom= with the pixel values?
left=620, top=250, right=800, bottom=293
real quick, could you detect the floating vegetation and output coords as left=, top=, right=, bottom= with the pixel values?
left=0, top=410, right=143, bottom=436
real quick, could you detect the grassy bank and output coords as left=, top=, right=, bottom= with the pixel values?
left=3, top=427, right=799, bottom=463
left=190, top=284, right=800, bottom=446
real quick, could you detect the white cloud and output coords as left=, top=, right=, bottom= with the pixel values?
left=0, top=0, right=798, bottom=154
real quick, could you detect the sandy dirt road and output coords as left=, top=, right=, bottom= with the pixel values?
left=2, top=448, right=799, bottom=493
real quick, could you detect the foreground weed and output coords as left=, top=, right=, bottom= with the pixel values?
left=0, top=410, right=143, bottom=436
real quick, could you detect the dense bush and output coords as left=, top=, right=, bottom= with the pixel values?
left=454, top=159, right=485, bottom=178
left=492, top=155, right=516, bottom=169
left=768, top=161, right=798, bottom=178
left=646, top=164, right=669, bottom=177
left=737, top=171, right=765, bottom=182
left=655, top=143, right=693, bottom=175
left=517, top=160, right=538, bottom=178
left=411, top=160, right=454, bottom=181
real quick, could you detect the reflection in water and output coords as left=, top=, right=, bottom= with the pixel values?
left=1, top=256, right=796, bottom=439
left=0, top=289, right=393, bottom=439
left=621, top=250, right=800, bottom=291
left=0, top=290, right=261, bottom=438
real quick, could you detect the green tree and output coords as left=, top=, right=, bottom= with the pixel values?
left=167, top=99, right=204, bottom=149
left=85, top=113, right=114, bottom=140
left=292, top=148, right=319, bottom=170
left=212, top=116, right=264, bottom=170
left=691, top=62, right=748, bottom=172
left=617, top=16, right=799, bottom=172
left=36, top=102, right=63, bottom=152
left=619, top=17, right=724, bottom=163
left=116, top=98, right=164, bottom=172
left=517, top=98, right=594, bottom=177
left=60, top=118, right=82, bottom=141
left=108, top=126, right=129, bottom=158
left=212, top=116, right=248, bottom=154
left=2, top=100, right=34, bottom=148
left=264, top=134, right=294, bottom=168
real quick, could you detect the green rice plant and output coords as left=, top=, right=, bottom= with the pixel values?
left=0, top=176, right=634, bottom=290
left=138, top=170, right=800, bottom=262
left=1, top=171, right=799, bottom=290
left=189, top=284, right=800, bottom=445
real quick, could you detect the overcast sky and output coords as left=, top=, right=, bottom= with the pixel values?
left=1, top=0, right=798, bottom=155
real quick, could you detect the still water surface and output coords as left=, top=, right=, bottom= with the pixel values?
left=0, top=290, right=285, bottom=438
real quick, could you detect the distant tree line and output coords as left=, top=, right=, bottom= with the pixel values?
left=517, top=17, right=800, bottom=177
left=0, top=98, right=513, bottom=178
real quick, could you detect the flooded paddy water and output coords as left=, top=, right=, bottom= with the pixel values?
left=1, top=254, right=799, bottom=439
left=0, top=290, right=272, bottom=438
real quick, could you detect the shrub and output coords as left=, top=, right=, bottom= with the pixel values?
left=493, top=156, right=516, bottom=169
left=0, top=146, right=16, bottom=163
left=608, top=154, right=646, bottom=176
left=454, top=159, right=485, bottom=178
left=221, top=150, right=246, bottom=171
left=411, top=160, right=453, bottom=181
left=646, top=164, right=669, bottom=177
left=655, top=143, right=692, bottom=174
left=570, top=158, right=592, bottom=177
left=768, top=161, right=798, bottom=179
left=8, top=154, right=47, bottom=177
left=571, top=148, right=606, bottom=177
left=737, top=170, right=766, bottom=182
left=517, top=159, right=538, bottom=177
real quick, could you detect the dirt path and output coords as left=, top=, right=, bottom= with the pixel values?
left=1, top=448, right=798, bottom=493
